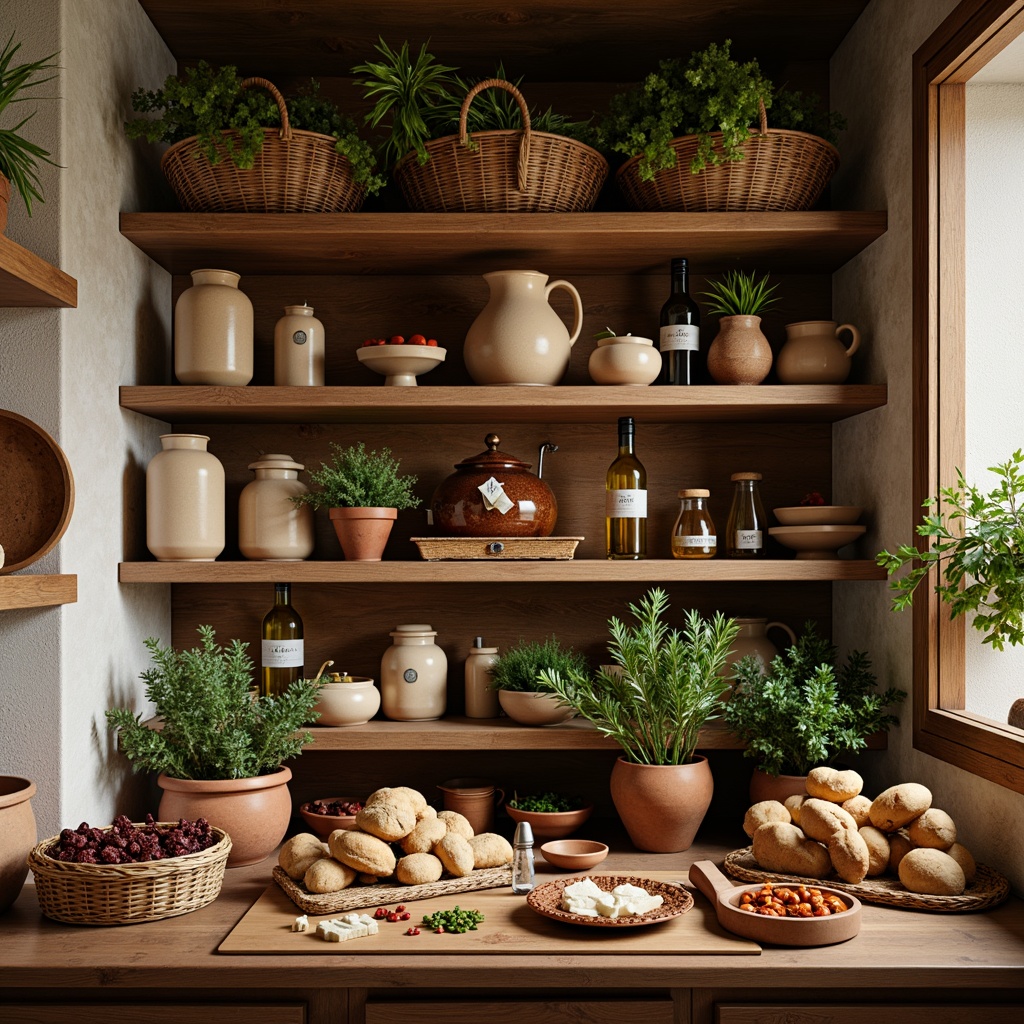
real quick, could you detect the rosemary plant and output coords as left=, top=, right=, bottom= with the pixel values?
left=291, top=442, right=421, bottom=511
left=538, top=588, right=738, bottom=766
left=701, top=269, right=779, bottom=316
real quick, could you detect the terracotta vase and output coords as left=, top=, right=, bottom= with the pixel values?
left=0, top=777, right=36, bottom=913
left=609, top=755, right=713, bottom=853
left=707, top=315, right=773, bottom=385
left=777, top=320, right=862, bottom=384
left=749, top=769, right=808, bottom=805
left=146, top=433, right=225, bottom=561
left=238, top=453, right=314, bottom=561
left=274, top=304, right=325, bottom=385
left=157, top=766, right=292, bottom=867
left=174, top=268, right=254, bottom=386
left=328, top=506, right=397, bottom=561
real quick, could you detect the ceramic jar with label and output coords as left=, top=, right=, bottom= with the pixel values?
left=174, top=269, right=253, bottom=386
left=238, top=454, right=315, bottom=561
left=381, top=624, right=448, bottom=721
left=274, top=304, right=325, bottom=385
left=464, top=637, right=500, bottom=718
left=146, top=434, right=225, bottom=561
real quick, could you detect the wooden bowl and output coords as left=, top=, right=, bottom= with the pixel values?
left=539, top=839, right=609, bottom=870
left=768, top=524, right=866, bottom=559
left=773, top=505, right=863, bottom=526
left=298, top=798, right=363, bottom=838
left=505, top=802, right=593, bottom=840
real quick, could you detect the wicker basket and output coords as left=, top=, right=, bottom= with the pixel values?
left=28, top=824, right=231, bottom=925
left=616, top=100, right=839, bottom=213
left=160, top=77, right=366, bottom=213
left=394, top=78, right=608, bottom=213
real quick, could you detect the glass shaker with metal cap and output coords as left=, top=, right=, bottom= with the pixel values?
left=511, top=821, right=535, bottom=894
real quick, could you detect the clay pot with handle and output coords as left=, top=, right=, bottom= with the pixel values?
left=777, top=320, right=862, bottom=384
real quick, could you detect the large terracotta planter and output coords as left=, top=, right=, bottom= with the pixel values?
left=0, top=777, right=37, bottom=913
left=157, top=766, right=292, bottom=867
left=749, top=769, right=808, bottom=805
left=329, top=506, right=397, bottom=561
left=707, top=314, right=773, bottom=385
left=609, top=755, right=713, bottom=853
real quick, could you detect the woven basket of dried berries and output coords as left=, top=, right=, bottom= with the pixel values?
left=28, top=816, right=231, bottom=925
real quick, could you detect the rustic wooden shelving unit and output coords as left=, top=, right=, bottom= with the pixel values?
left=0, top=234, right=77, bottom=308
left=0, top=575, right=77, bottom=610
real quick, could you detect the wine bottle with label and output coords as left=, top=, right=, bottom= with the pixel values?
left=261, top=582, right=304, bottom=697
left=659, top=256, right=702, bottom=385
left=606, top=416, right=647, bottom=559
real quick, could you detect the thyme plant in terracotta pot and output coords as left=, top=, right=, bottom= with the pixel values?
left=291, top=442, right=421, bottom=561
left=701, top=269, right=779, bottom=385
left=106, top=625, right=323, bottom=866
left=539, top=588, right=738, bottom=852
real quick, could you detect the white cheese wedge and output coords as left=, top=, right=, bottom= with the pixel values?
left=291, top=914, right=309, bottom=932
left=316, top=912, right=380, bottom=942
left=561, top=877, right=606, bottom=913
left=562, top=879, right=665, bottom=918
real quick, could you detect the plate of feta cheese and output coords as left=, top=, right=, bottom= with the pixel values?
left=526, top=874, right=693, bottom=928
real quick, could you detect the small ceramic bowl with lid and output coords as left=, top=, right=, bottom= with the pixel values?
left=312, top=672, right=380, bottom=726
left=588, top=335, right=662, bottom=386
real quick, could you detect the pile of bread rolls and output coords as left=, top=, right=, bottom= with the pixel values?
left=278, top=785, right=513, bottom=895
left=743, top=767, right=976, bottom=897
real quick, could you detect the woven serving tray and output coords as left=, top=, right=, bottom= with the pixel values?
left=273, top=864, right=512, bottom=915
left=724, top=846, right=1011, bottom=913
left=412, top=537, right=583, bottom=560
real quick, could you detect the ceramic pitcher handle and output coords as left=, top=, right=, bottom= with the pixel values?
left=836, top=323, right=861, bottom=358
left=765, top=621, right=796, bottom=648
left=546, top=280, right=584, bottom=347
left=493, top=787, right=505, bottom=807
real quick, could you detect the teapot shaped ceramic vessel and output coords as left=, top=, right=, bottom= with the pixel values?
left=431, top=434, right=558, bottom=537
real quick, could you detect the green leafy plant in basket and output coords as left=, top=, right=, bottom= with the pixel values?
left=291, top=442, right=421, bottom=511
left=701, top=269, right=779, bottom=317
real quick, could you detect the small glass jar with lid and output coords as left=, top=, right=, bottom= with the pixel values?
left=671, top=488, right=717, bottom=558
left=726, top=471, right=767, bottom=557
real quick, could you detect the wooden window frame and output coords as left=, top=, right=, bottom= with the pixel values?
left=913, top=0, right=1024, bottom=794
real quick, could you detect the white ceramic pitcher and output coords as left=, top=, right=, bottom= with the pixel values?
left=464, top=269, right=583, bottom=385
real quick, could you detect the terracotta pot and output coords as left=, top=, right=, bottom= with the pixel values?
left=437, top=778, right=505, bottom=835
left=609, top=755, right=713, bottom=853
left=328, top=506, right=397, bottom=561
left=157, top=766, right=292, bottom=867
left=707, top=315, right=773, bottom=385
left=748, top=768, right=808, bottom=805
left=173, top=268, right=254, bottom=386
left=0, top=777, right=36, bottom=913
left=777, top=320, right=862, bottom=384
left=0, top=173, right=10, bottom=235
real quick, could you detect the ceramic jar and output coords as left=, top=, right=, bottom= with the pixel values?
left=0, top=776, right=36, bottom=913
left=725, top=618, right=796, bottom=677
left=313, top=673, right=381, bottom=727
left=588, top=335, right=662, bottom=386
left=464, top=638, right=500, bottom=718
left=437, top=778, right=505, bottom=835
left=174, top=269, right=253, bottom=386
left=776, top=320, right=863, bottom=384
left=238, top=453, right=314, bottom=561
left=146, top=434, right=225, bottom=561
left=380, top=624, right=448, bottom=721
left=464, top=269, right=583, bottom=386
left=274, top=304, right=325, bottom=385
left=706, top=315, right=773, bottom=385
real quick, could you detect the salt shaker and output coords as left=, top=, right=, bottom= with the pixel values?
left=511, top=821, right=535, bottom=894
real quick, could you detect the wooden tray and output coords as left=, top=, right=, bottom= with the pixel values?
left=724, top=846, right=1011, bottom=912
left=412, top=536, right=583, bottom=560
left=0, top=410, right=75, bottom=574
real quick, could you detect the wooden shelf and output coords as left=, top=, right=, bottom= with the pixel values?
left=119, top=384, right=887, bottom=425
left=0, top=574, right=78, bottom=610
left=119, top=559, right=885, bottom=584
left=118, top=211, right=887, bottom=276
left=0, top=235, right=77, bottom=307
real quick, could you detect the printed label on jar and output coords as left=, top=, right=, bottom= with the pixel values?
left=680, top=534, right=716, bottom=547
left=262, top=639, right=304, bottom=667
left=734, top=530, right=763, bottom=550
left=606, top=489, right=648, bottom=517
left=660, top=324, right=699, bottom=352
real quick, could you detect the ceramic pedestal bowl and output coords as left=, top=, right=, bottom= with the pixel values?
left=498, top=689, right=575, bottom=725
left=540, top=839, right=609, bottom=870
left=356, top=344, right=447, bottom=386
left=588, top=335, right=662, bottom=386
left=768, top=524, right=866, bottom=559
left=773, top=505, right=863, bottom=526
left=298, top=797, right=363, bottom=838
left=505, top=801, right=594, bottom=840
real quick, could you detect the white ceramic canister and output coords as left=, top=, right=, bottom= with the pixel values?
left=238, top=453, right=315, bottom=561
left=380, top=624, right=448, bottom=721
left=146, top=434, right=225, bottom=561
left=464, top=637, right=500, bottom=718
left=274, top=304, right=325, bottom=386
left=174, top=268, right=254, bottom=386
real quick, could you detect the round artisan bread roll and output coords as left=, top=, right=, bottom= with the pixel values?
left=841, top=794, right=873, bottom=828
left=329, top=827, right=397, bottom=877
left=356, top=798, right=418, bottom=842
left=468, top=832, right=514, bottom=868
left=945, top=842, right=977, bottom=883
left=433, top=832, right=475, bottom=877
left=907, top=807, right=957, bottom=850
left=806, top=766, right=864, bottom=803
left=304, top=857, right=357, bottom=893
left=799, top=798, right=858, bottom=842
left=858, top=825, right=891, bottom=876
left=828, top=827, right=870, bottom=883
left=784, top=794, right=807, bottom=826
left=388, top=786, right=428, bottom=816
left=888, top=829, right=914, bottom=875
left=278, top=833, right=328, bottom=881
left=400, top=816, right=447, bottom=855
left=869, top=783, right=932, bottom=832
left=417, top=804, right=438, bottom=821
left=743, top=800, right=791, bottom=838
left=436, top=809, right=474, bottom=839
left=898, top=847, right=966, bottom=896
left=396, top=852, right=444, bottom=885
left=751, top=821, right=831, bottom=879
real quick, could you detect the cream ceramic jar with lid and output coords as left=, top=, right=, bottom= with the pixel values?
left=380, top=624, right=448, bottom=721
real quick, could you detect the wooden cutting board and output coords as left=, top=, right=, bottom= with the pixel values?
left=218, top=871, right=760, bottom=956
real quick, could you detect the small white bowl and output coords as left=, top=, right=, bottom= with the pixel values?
left=588, top=336, right=662, bottom=386
left=498, top=689, right=575, bottom=726
left=313, top=677, right=380, bottom=726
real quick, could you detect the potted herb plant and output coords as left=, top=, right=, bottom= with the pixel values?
left=701, top=269, right=779, bottom=385
left=723, top=623, right=905, bottom=803
left=0, top=33, right=59, bottom=230
left=124, top=61, right=384, bottom=212
left=539, top=588, right=738, bottom=852
left=106, top=626, right=323, bottom=866
left=488, top=636, right=588, bottom=726
left=291, top=441, right=420, bottom=561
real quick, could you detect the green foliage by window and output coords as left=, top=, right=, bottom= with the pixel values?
left=701, top=269, right=779, bottom=317
left=877, top=450, right=1024, bottom=650
left=489, top=636, right=589, bottom=693
left=723, top=624, right=905, bottom=777
left=292, top=442, right=421, bottom=511
left=105, top=625, right=322, bottom=781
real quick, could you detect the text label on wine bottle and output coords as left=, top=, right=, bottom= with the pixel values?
left=606, top=489, right=648, bottom=517
left=262, top=639, right=304, bottom=667
left=660, top=324, right=699, bottom=352
left=734, top=530, right=763, bottom=550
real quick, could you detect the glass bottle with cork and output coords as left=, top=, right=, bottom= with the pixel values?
left=726, top=472, right=767, bottom=558
left=672, top=488, right=717, bottom=558
left=261, top=582, right=304, bottom=696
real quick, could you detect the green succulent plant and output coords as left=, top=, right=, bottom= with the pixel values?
left=701, top=269, right=779, bottom=317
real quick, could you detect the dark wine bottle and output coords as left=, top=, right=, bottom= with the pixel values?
left=261, top=582, right=303, bottom=697
left=605, top=416, right=647, bottom=559
left=659, top=256, right=702, bottom=385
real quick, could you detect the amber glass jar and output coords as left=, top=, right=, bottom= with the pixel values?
left=671, top=488, right=717, bottom=558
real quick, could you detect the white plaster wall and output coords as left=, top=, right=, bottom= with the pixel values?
left=832, top=0, right=1024, bottom=892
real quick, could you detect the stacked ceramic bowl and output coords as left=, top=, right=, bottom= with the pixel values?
left=768, top=505, right=865, bottom=559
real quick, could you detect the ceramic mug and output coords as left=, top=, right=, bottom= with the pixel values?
left=437, top=778, right=505, bottom=835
